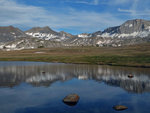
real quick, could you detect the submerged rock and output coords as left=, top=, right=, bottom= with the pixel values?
left=42, top=71, right=46, bottom=74
left=113, top=105, right=128, bottom=111
left=128, top=74, right=134, bottom=78
left=63, top=94, right=79, bottom=106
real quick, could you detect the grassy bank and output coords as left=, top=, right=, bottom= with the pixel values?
left=0, top=43, right=150, bottom=67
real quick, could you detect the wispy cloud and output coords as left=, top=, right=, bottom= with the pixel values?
left=118, top=8, right=135, bottom=13
left=63, top=0, right=99, bottom=5
left=130, top=0, right=139, bottom=16
left=118, top=0, right=150, bottom=17
left=69, top=0, right=130, bottom=5
left=112, top=0, right=130, bottom=5
left=118, top=8, right=150, bottom=16
left=0, top=0, right=124, bottom=33
left=93, top=0, right=99, bottom=5
left=98, top=0, right=130, bottom=5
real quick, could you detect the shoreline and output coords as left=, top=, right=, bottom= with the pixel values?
left=0, top=59, right=150, bottom=68
left=0, top=44, right=150, bottom=68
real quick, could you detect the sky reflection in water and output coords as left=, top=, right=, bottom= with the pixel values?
left=0, top=61, right=150, bottom=113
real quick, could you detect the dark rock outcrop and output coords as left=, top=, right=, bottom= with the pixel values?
left=113, top=105, right=128, bottom=111
left=63, top=94, right=80, bottom=106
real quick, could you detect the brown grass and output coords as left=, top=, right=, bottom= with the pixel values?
left=0, top=43, right=150, bottom=67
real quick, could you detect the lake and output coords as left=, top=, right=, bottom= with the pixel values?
left=0, top=61, right=150, bottom=113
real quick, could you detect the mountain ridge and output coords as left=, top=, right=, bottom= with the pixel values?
left=0, top=25, right=27, bottom=43
left=0, top=19, right=150, bottom=50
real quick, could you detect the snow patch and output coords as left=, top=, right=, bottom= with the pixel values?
left=5, top=44, right=16, bottom=49
left=0, top=45, right=4, bottom=49
left=17, top=40, right=24, bottom=44
left=146, top=26, right=150, bottom=31
left=26, top=32, right=66, bottom=41
left=129, top=24, right=133, bottom=27
left=78, top=34, right=91, bottom=38
left=10, top=32, right=15, bottom=35
left=101, top=31, right=150, bottom=38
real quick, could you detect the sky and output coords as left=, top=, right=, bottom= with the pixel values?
left=0, top=0, right=150, bottom=34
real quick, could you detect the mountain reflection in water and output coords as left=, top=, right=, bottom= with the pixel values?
left=0, top=61, right=150, bottom=93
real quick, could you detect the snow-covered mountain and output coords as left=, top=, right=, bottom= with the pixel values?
left=0, top=19, right=150, bottom=50
left=66, top=19, right=150, bottom=47
left=0, top=26, right=28, bottom=49
left=0, top=26, right=63, bottom=50
left=25, top=26, right=72, bottom=41
left=101, top=19, right=150, bottom=38
left=2, top=38, right=63, bottom=51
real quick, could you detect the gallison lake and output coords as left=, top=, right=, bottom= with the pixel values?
left=0, top=61, right=150, bottom=113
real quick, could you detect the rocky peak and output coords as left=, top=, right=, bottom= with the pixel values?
left=102, top=26, right=119, bottom=34
left=0, top=26, right=26, bottom=42
left=102, top=19, right=150, bottom=34
left=91, top=31, right=102, bottom=37
left=120, top=19, right=150, bottom=34
left=59, top=31, right=74, bottom=38
left=0, top=26, right=21, bottom=33
left=25, top=26, right=58, bottom=35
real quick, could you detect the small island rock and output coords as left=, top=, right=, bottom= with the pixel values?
left=113, top=105, right=128, bottom=111
left=63, top=94, right=79, bottom=106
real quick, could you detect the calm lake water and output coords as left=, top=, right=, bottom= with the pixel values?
left=0, top=61, right=150, bottom=113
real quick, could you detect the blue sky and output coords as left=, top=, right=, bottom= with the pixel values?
left=0, top=0, right=150, bottom=34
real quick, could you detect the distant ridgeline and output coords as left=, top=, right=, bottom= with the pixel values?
left=0, top=19, right=150, bottom=50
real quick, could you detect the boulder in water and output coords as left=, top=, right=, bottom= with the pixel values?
left=63, top=94, right=79, bottom=106
left=113, top=105, right=128, bottom=111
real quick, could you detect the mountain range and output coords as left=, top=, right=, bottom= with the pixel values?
left=0, top=19, right=150, bottom=50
